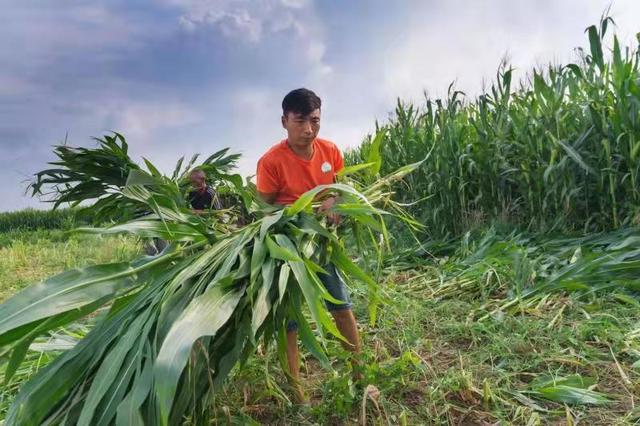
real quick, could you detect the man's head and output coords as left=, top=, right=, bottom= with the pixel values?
left=189, top=169, right=207, bottom=191
left=281, top=88, right=321, bottom=149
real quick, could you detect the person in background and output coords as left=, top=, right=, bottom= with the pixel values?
left=188, top=169, right=223, bottom=214
left=144, top=169, right=222, bottom=256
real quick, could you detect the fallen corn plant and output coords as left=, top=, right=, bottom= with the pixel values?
left=388, top=226, right=640, bottom=323
left=0, top=135, right=423, bottom=425
left=523, top=374, right=612, bottom=406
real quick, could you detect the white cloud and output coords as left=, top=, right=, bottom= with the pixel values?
left=1, top=4, right=142, bottom=65
left=305, top=41, right=333, bottom=76
left=178, top=4, right=263, bottom=42
left=374, top=0, right=640, bottom=103
left=280, top=0, right=309, bottom=9
left=172, top=0, right=332, bottom=73
left=226, top=86, right=285, bottom=176
left=174, top=0, right=302, bottom=41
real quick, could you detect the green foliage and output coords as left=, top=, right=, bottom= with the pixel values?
left=346, top=19, right=640, bottom=238
left=29, top=133, right=244, bottom=224
left=390, top=225, right=640, bottom=323
left=3, top=227, right=640, bottom=423
left=527, top=375, right=611, bottom=405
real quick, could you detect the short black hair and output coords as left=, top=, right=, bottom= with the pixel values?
left=282, top=88, right=321, bottom=116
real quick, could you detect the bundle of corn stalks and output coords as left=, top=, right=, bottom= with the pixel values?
left=0, top=133, right=422, bottom=425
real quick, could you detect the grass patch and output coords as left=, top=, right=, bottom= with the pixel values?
left=190, top=279, right=640, bottom=424
left=0, top=231, right=140, bottom=418
left=0, top=231, right=140, bottom=302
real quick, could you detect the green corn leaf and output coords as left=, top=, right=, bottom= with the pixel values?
left=4, top=295, right=112, bottom=383
left=531, top=374, right=596, bottom=389
left=75, top=220, right=207, bottom=242
left=278, top=264, right=291, bottom=305
left=77, top=313, right=149, bottom=426
left=587, top=24, right=604, bottom=70
left=260, top=210, right=284, bottom=240
left=556, top=139, right=595, bottom=175
left=250, top=236, right=268, bottom=282
left=251, top=259, right=275, bottom=336
left=5, top=293, right=143, bottom=426
left=337, top=162, right=377, bottom=176
left=266, top=234, right=302, bottom=261
left=0, top=255, right=169, bottom=339
left=116, top=359, right=153, bottom=426
left=293, top=308, right=331, bottom=369
left=154, top=282, right=243, bottom=425
left=331, top=203, right=389, bottom=216
left=367, top=130, right=385, bottom=176
left=125, top=169, right=160, bottom=187
left=533, top=385, right=611, bottom=405
left=330, top=242, right=377, bottom=289
left=143, top=158, right=162, bottom=177
left=613, top=293, right=640, bottom=307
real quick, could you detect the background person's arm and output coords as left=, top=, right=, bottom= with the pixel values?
left=258, top=191, right=278, bottom=205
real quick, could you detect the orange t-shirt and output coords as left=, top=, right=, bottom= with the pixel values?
left=256, top=138, right=344, bottom=205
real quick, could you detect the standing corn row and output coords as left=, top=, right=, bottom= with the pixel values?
left=348, top=20, right=640, bottom=238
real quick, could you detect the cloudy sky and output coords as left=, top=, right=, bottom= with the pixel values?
left=1, top=0, right=639, bottom=211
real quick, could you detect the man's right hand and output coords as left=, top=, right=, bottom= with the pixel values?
left=318, top=196, right=341, bottom=225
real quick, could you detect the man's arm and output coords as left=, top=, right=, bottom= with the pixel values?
left=256, top=156, right=280, bottom=205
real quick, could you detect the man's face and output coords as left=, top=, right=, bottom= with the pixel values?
left=282, top=109, right=321, bottom=148
left=190, top=173, right=206, bottom=190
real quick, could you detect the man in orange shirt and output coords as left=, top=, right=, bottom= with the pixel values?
left=257, top=88, right=361, bottom=403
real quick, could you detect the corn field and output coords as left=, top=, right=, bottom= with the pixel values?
left=348, top=22, right=640, bottom=238
left=0, top=208, right=82, bottom=233
left=2, top=17, right=640, bottom=425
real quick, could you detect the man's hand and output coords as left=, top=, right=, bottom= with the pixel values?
left=318, top=196, right=341, bottom=225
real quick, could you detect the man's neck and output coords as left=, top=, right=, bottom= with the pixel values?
left=286, top=139, right=314, bottom=160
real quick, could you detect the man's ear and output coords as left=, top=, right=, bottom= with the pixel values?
left=281, top=115, right=286, bottom=129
